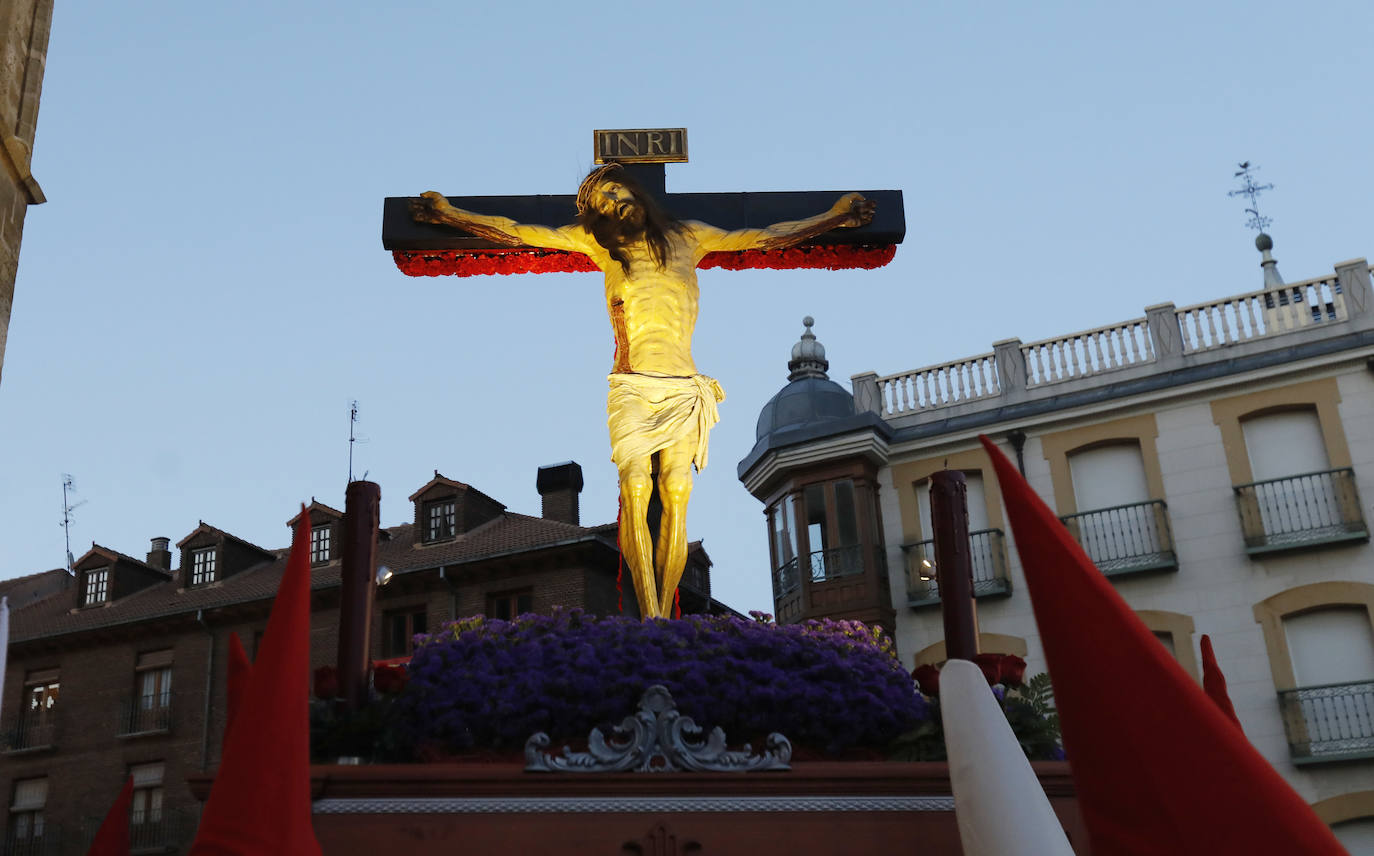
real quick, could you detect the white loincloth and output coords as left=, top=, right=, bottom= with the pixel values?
left=606, top=373, right=726, bottom=472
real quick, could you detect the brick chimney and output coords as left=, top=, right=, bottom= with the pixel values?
left=536, top=461, right=583, bottom=525
left=146, top=537, right=173, bottom=571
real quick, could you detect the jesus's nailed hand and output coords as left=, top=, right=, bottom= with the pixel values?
left=411, top=191, right=452, bottom=223
left=834, top=192, right=876, bottom=228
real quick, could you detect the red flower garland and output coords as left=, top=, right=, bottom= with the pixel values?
left=391, top=244, right=896, bottom=278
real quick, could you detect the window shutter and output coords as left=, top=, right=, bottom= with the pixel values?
left=11, top=779, right=47, bottom=811
left=136, top=650, right=174, bottom=670
left=24, top=668, right=59, bottom=685
left=130, top=763, right=165, bottom=788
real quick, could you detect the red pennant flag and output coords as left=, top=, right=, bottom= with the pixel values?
left=1200, top=634, right=1243, bottom=732
left=190, top=508, right=322, bottom=855
left=223, top=632, right=253, bottom=752
left=85, top=777, right=133, bottom=856
left=978, top=435, right=1346, bottom=855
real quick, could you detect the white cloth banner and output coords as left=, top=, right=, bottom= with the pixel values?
left=942, top=658, right=1075, bottom=856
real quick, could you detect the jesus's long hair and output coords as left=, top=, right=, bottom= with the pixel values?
left=576, top=164, right=686, bottom=275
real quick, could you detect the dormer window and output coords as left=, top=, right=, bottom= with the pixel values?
left=310, top=525, right=332, bottom=564
left=83, top=568, right=109, bottom=605
left=190, top=548, right=217, bottom=585
left=425, top=499, right=457, bottom=543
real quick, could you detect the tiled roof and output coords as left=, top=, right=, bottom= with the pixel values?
left=287, top=500, right=344, bottom=526
left=7, top=511, right=619, bottom=644
left=77, top=543, right=173, bottom=578
left=175, top=522, right=274, bottom=557
left=0, top=569, right=71, bottom=611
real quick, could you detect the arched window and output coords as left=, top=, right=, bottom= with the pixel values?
left=1210, top=379, right=1366, bottom=555
left=1238, top=408, right=1362, bottom=550
left=1254, top=584, right=1374, bottom=763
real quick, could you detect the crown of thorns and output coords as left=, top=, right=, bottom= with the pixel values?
left=576, top=163, right=626, bottom=214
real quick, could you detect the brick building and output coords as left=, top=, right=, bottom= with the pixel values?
left=0, top=460, right=723, bottom=855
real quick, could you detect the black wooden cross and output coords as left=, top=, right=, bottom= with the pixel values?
left=381, top=143, right=905, bottom=277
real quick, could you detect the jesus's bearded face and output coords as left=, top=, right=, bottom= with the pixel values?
left=587, top=180, right=646, bottom=228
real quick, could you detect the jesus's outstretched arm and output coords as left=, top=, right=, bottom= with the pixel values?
left=411, top=191, right=591, bottom=252
left=689, top=193, right=876, bottom=255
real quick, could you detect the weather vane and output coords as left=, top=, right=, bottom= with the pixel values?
left=1228, top=161, right=1274, bottom=232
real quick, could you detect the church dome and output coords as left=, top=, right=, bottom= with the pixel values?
left=755, top=317, right=856, bottom=441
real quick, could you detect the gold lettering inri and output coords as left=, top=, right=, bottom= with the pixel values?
left=594, top=128, right=688, bottom=164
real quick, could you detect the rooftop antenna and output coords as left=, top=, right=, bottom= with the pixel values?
left=1228, top=161, right=1274, bottom=233
left=348, top=400, right=359, bottom=483
left=60, top=474, right=86, bottom=574
left=348, top=400, right=370, bottom=483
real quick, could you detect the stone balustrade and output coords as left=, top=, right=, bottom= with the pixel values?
left=869, top=352, right=1000, bottom=416
left=1175, top=273, right=1347, bottom=353
left=853, top=260, right=1374, bottom=424
left=1021, top=318, right=1155, bottom=388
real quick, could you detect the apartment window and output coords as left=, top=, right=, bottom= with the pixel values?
left=801, top=479, right=865, bottom=582
left=767, top=494, right=800, bottom=597
left=310, top=525, right=332, bottom=564
left=425, top=499, right=457, bottom=542
left=1061, top=442, right=1177, bottom=576
left=190, top=547, right=217, bottom=585
left=24, top=670, right=59, bottom=720
left=487, top=590, right=533, bottom=621
left=13, top=670, right=59, bottom=750
left=383, top=608, right=428, bottom=657
left=130, top=762, right=165, bottom=827
left=9, top=778, right=47, bottom=846
left=907, top=472, right=1012, bottom=602
left=84, top=567, right=109, bottom=605
left=1212, top=380, right=1365, bottom=554
left=1237, top=408, right=1365, bottom=551
left=120, top=651, right=173, bottom=736
left=1261, top=596, right=1374, bottom=764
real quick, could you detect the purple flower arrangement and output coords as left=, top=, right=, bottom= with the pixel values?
left=392, top=609, right=926, bottom=756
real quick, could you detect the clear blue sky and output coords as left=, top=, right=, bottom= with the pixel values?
left=2, top=1, right=1372, bottom=615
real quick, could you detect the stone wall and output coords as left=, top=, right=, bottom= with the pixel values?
left=0, top=0, right=53, bottom=386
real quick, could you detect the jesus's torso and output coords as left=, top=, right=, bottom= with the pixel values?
left=591, top=230, right=702, bottom=377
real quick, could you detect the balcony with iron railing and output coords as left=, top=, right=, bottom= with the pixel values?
left=851, top=261, right=1374, bottom=428
left=2, top=713, right=56, bottom=753
left=772, top=545, right=883, bottom=602
left=772, top=556, right=800, bottom=600
left=2, top=826, right=60, bottom=856
left=80, top=809, right=192, bottom=855
left=807, top=544, right=866, bottom=583
left=116, top=696, right=172, bottom=737
left=1059, top=499, right=1178, bottom=577
left=902, top=528, right=1012, bottom=607
left=1279, top=680, right=1374, bottom=765
left=1234, top=468, right=1368, bottom=555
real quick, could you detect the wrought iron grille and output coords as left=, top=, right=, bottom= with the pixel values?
left=771, top=556, right=800, bottom=598
left=116, top=697, right=172, bottom=737
left=1234, top=468, right=1367, bottom=553
left=2, top=714, right=55, bottom=752
left=902, top=528, right=1010, bottom=605
left=1059, top=499, right=1177, bottom=576
left=1279, top=680, right=1374, bottom=763
left=2, top=824, right=59, bottom=856
left=807, top=544, right=865, bottom=583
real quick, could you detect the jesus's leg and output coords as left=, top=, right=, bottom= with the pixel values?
left=618, top=456, right=660, bottom=618
left=654, top=435, right=697, bottom=618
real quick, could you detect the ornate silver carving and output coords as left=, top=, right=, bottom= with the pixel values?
left=524, top=685, right=792, bottom=773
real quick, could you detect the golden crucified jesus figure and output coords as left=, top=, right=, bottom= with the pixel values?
left=413, top=164, right=875, bottom=618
